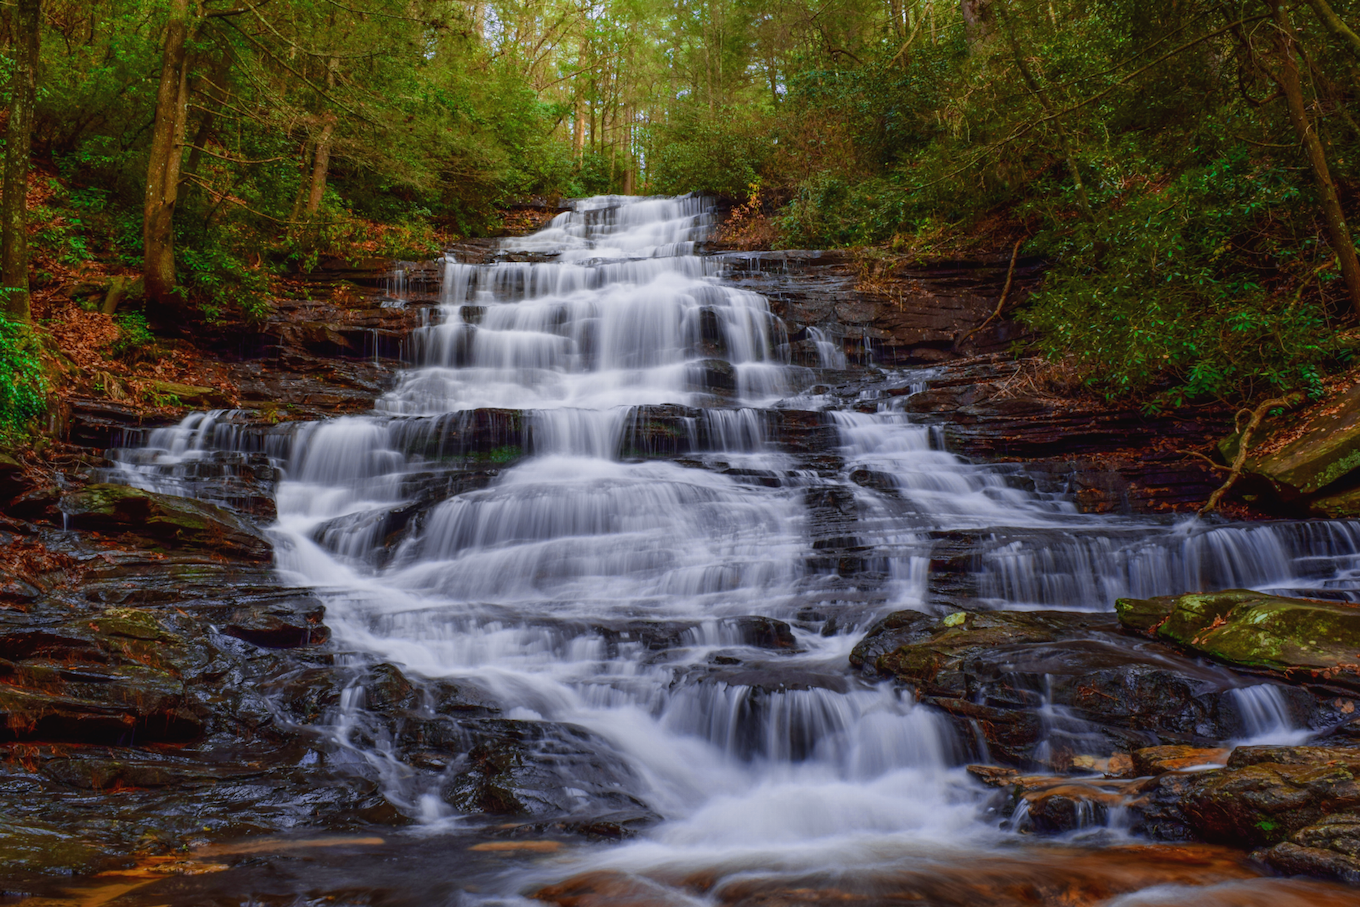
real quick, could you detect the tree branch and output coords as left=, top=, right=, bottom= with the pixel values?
left=1201, top=392, right=1305, bottom=515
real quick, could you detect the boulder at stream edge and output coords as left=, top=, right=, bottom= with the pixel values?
left=1116, top=589, right=1360, bottom=687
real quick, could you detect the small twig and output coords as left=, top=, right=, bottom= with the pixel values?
left=1177, top=448, right=1232, bottom=473
left=1201, top=391, right=1305, bottom=515
left=962, top=237, right=1025, bottom=343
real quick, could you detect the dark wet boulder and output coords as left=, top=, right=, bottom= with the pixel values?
left=1264, top=814, right=1360, bottom=885
left=1182, top=745, right=1360, bottom=848
left=851, top=609, right=1109, bottom=693
left=0, top=452, right=29, bottom=502
left=731, top=616, right=800, bottom=651
left=61, top=484, right=272, bottom=561
left=852, top=609, right=1280, bottom=768
left=1116, top=590, right=1360, bottom=688
left=426, top=718, right=653, bottom=821
left=360, top=662, right=420, bottom=713
left=619, top=405, right=698, bottom=458
left=223, top=596, right=329, bottom=649
left=0, top=607, right=208, bottom=745
left=687, top=358, right=737, bottom=395
left=1018, top=782, right=1120, bottom=834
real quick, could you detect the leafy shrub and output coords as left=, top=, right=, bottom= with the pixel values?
left=0, top=315, right=48, bottom=442
left=110, top=310, right=156, bottom=361
left=180, top=239, right=273, bottom=323
left=648, top=117, right=769, bottom=199
left=1021, top=151, right=1352, bottom=408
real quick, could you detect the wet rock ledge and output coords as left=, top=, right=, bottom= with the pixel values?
left=0, top=464, right=664, bottom=894
left=851, top=591, right=1360, bottom=886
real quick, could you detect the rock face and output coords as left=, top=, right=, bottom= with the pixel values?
left=1116, top=590, right=1360, bottom=687
left=713, top=250, right=1042, bottom=366
left=61, top=483, right=272, bottom=561
left=1232, top=382, right=1360, bottom=505
left=1183, top=746, right=1360, bottom=848
left=885, top=357, right=1231, bottom=515
left=850, top=609, right=1287, bottom=768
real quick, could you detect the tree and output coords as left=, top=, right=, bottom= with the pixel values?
left=1, top=0, right=42, bottom=323
left=142, top=0, right=193, bottom=316
left=1264, top=0, right=1360, bottom=316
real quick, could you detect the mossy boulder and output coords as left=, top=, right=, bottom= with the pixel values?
left=1228, top=382, right=1360, bottom=499
left=143, top=380, right=231, bottom=408
left=1311, top=485, right=1360, bottom=520
left=61, top=483, right=271, bottom=562
left=1116, top=590, right=1360, bottom=686
left=1264, top=814, right=1360, bottom=885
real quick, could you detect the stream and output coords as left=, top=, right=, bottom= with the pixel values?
left=103, top=195, right=1360, bottom=906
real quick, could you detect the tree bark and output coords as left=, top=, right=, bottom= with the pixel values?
left=1270, top=0, right=1360, bottom=315
left=304, top=115, right=336, bottom=216
left=143, top=0, right=193, bottom=315
left=303, top=58, right=339, bottom=218
left=1, top=0, right=41, bottom=323
left=960, top=0, right=995, bottom=47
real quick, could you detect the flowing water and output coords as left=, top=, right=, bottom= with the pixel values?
left=108, top=195, right=1360, bottom=903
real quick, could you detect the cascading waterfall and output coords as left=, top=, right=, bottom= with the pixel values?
left=106, top=195, right=1360, bottom=891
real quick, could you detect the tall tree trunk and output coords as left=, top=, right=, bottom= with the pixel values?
left=960, top=0, right=995, bottom=47
left=574, top=93, right=586, bottom=160
left=305, top=115, right=336, bottom=217
left=1270, top=0, right=1360, bottom=315
left=304, top=58, right=339, bottom=218
left=143, top=0, right=192, bottom=314
left=1, top=0, right=41, bottom=323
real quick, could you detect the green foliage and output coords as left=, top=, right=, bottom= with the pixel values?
left=110, top=311, right=157, bottom=361
left=1022, top=152, right=1353, bottom=408
left=0, top=315, right=48, bottom=442
left=778, top=175, right=911, bottom=248
left=179, top=237, right=273, bottom=324
left=648, top=117, right=769, bottom=199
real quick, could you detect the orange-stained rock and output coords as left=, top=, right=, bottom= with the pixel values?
left=1132, top=745, right=1230, bottom=775
left=534, top=870, right=698, bottom=907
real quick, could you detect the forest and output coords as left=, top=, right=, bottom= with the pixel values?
left=0, top=0, right=1358, bottom=439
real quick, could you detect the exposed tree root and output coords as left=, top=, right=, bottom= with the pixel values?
left=1200, top=392, right=1305, bottom=515
left=961, top=237, right=1025, bottom=345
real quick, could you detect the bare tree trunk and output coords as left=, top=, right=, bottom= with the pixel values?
left=143, top=0, right=192, bottom=314
left=960, top=0, right=995, bottom=47
left=1270, top=0, right=1360, bottom=315
left=1, top=0, right=41, bottom=323
left=304, top=59, right=339, bottom=218
left=304, top=116, right=336, bottom=217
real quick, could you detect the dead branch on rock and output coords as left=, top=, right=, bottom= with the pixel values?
left=1201, top=391, right=1305, bottom=515
left=961, top=237, right=1025, bottom=345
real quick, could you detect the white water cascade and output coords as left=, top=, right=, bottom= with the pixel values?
left=107, top=195, right=1360, bottom=895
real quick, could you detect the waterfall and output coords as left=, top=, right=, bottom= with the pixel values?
left=103, top=194, right=1360, bottom=888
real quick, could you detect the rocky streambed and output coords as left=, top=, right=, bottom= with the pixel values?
left=5, top=196, right=1360, bottom=906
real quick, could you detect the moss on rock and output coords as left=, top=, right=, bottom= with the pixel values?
left=1116, top=590, right=1360, bottom=684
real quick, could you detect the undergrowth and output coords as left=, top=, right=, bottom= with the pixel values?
left=0, top=314, right=49, bottom=443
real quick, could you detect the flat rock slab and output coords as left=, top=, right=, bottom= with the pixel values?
left=61, top=483, right=272, bottom=562
left=1236, top=382, right=1360, bottom=498
left=1117, top=589, right=1360, bottom=686
left=849, top=608, right=1290, bottom=768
